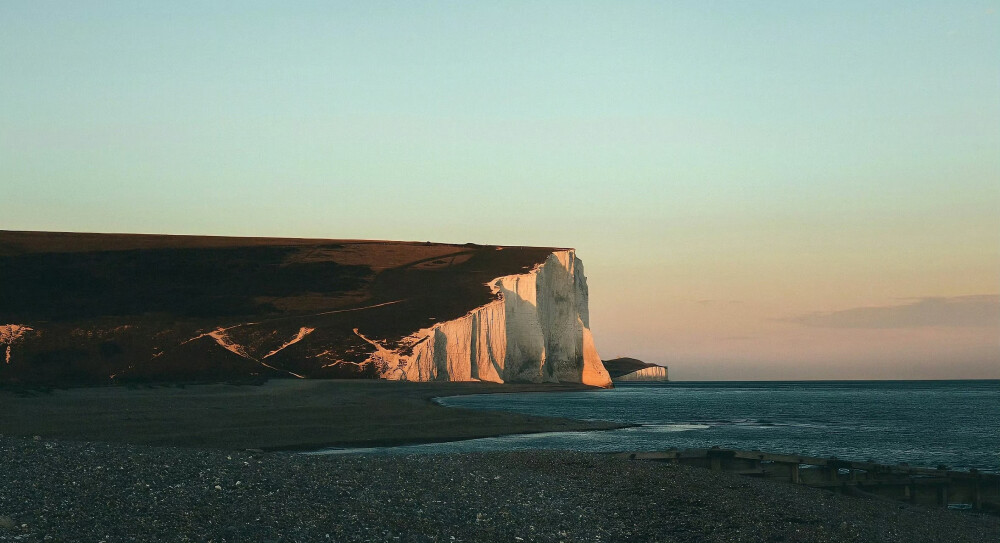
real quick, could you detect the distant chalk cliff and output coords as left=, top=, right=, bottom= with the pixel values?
left=613, top=365, right=669, bottom=382
left=603, top=357, right=669, bottom=382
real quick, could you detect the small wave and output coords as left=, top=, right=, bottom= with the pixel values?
left=305, top=447, right=381, bottom=456
left=647, top=424, right=711, bottom=432
left=689, top=419, right=830, bottom=430
left=782, top=422, right=832, bottom=429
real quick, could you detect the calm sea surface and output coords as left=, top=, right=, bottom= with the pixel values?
left=324, top=380, right=1000, bottom=472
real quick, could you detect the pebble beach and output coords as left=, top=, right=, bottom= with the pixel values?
left=1, top=436, right=997, bottom=543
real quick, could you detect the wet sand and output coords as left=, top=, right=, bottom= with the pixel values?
left=0, top=379, right=623, bottom=450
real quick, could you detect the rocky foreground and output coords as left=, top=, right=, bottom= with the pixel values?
left=1, top=437, right=996, bottom=543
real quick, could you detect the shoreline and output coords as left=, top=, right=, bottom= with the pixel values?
left=0, top=378, right=629, bottom=451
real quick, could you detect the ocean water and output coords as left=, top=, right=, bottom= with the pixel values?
left=323, top=380, right=1000, bottom=472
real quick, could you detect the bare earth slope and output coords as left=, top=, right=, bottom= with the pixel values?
left=1, top=231, right=608, bottom=385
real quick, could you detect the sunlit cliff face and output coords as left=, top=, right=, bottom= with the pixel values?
left=361, top=250, right=612, bottom=388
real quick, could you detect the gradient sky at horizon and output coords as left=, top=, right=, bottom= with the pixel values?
left=2, top=1, right=998, bottom=379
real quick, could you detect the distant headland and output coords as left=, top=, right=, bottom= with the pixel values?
left=603, top=357, right=669, bottom=382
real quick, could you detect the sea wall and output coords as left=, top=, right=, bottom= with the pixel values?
left=364, top=250, right=612, bottom=387
left=613, top=365, right=669, bottom=382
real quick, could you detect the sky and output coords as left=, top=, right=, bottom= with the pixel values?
left=2, top=1, right=998, bottom=380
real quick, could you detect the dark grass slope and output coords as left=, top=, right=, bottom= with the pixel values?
left=0, top=231, right=560, bottom=384
left=1, top=244, right=373, bottom=321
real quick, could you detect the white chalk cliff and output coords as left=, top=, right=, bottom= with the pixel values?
left=359, top=250, right=612, bottom=388
left=613, top=365, right=669, bottom=382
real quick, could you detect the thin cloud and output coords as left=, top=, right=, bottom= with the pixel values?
left=695, top=299, right=744, bottom=306
left=790, top=295, right=1000, bottom=329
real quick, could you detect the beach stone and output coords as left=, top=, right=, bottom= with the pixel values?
left=0, top=437, right=997, bottom=543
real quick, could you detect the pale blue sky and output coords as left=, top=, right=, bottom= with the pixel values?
left=2, top=2, right=998, bottom=378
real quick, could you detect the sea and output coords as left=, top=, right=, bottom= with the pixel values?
left=321, top=380, right=1000, bottom=473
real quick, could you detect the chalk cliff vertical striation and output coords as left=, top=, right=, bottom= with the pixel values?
left=362, top=250, right=612, bottom=387
left=613, top=365, right=668, bottom=382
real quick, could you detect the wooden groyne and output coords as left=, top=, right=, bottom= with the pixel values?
left=616, top=447, right=1000, bottom=514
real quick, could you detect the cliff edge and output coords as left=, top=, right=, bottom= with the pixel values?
left=0, top=231, right=611, bottom=387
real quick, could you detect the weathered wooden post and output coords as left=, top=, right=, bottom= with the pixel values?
left=706, top=447, right=735, bottom=472
left=937, top=484, right=949, bottom=506
left=826, top=458, right=843, bottom=483
left=969, top=470, right=982, bottom=510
